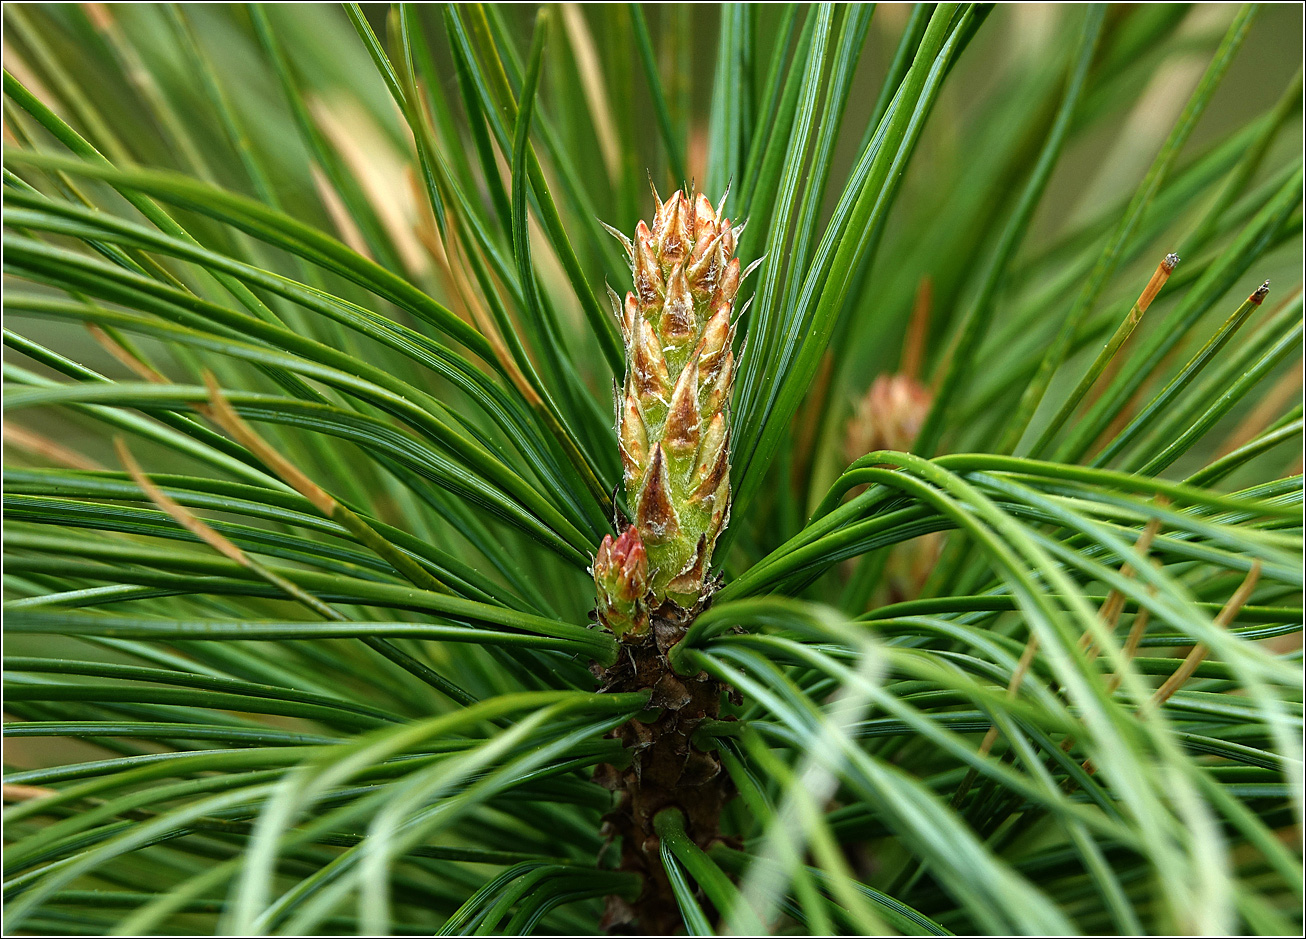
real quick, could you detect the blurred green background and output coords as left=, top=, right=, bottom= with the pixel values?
left=6, top=3, right=1300, bottom=463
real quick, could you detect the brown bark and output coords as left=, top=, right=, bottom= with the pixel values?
left=592, top=604, right=734, bottom=934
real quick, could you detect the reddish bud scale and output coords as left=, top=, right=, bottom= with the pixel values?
left=593, top=526, right=650, bottom=639
left=600, top=189, right=742, bottom=614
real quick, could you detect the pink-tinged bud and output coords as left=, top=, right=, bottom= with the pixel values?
left=632, top=317, right=671, bottom=406
left=593, top=525, right=649, bottom=639
left=845, top=374, right=933, bottom=460
left=596, top=526, right=647, bottom=600
left=619, top=390, right=648, bottom=484
left=659, top=192, right=689, bottom=265
left=702, top=348, right=735, bottom=416
left=662, top=264, right=695, bottom=345
left=633, top=222, right=663, bottom=305
left=636, top=444, right=680, bottom=543
left=663, top=355, right=701, bottom=455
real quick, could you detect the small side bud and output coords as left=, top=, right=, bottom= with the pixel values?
left=593, top=525, right=650, bottom=639
left=845, top=374, right=933, bottom=460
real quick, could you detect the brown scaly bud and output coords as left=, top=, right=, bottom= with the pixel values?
left=845, top=372, right=941, bottom=606
left=601, top=188, right=747, bottom=616
left=593, top=526, right=650, bottom=639
left=845, top=373, right=933, bottom=460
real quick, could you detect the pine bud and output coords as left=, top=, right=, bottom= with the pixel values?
left=597, top=187, right=745, bottom=620
left=593, top=526, right=650, bottom=639
left=845, top=374, right=933, bottom=460
left=845, top=373, right=940, bottom=605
